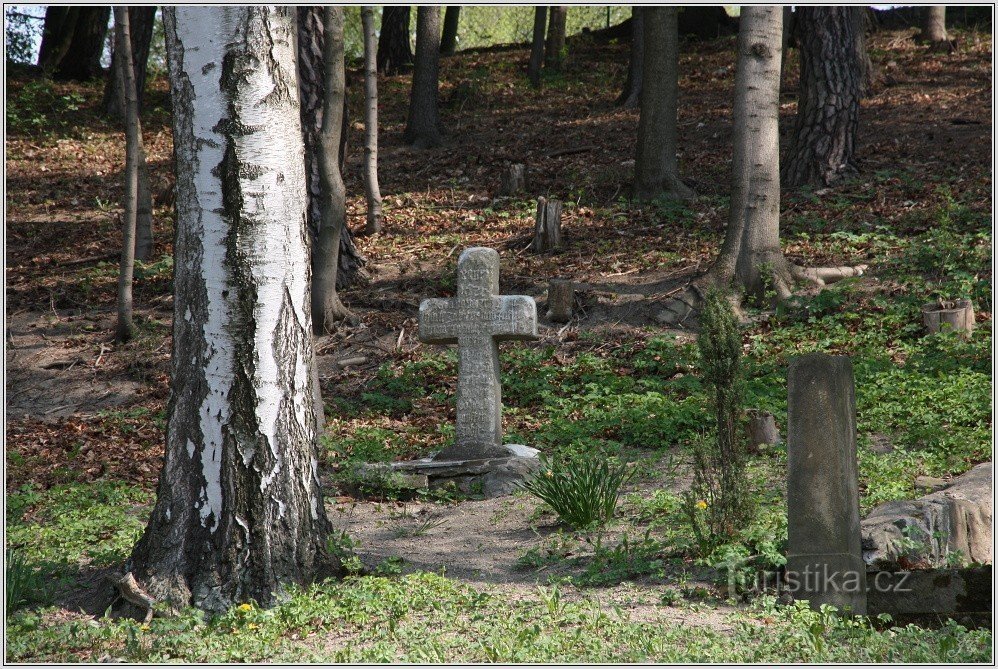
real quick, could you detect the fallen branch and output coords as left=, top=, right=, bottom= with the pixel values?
left=791, top=264, right=868, bottom=287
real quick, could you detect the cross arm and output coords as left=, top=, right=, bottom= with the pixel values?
left=491, top=295, right=538, bottom=342
left=418, top=298, right=459, bottom=344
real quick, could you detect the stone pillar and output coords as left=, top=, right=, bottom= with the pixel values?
left=786, top=353, right=867, bottom=615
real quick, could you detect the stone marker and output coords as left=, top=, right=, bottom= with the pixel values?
left=786, top=353, right=867, bottom=615
left=419, top=247, right=538, bottom=460
left=546, top=278, right=574, bottom=323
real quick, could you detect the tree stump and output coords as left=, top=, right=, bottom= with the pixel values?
left=922, top=299, right=974, bottom=337
left=547, top=279, right=574, bottom=322
left=532, top=197, right=563, bottom=253
left=745, top=409, right=780, bottom=454
left=499, top=163, right=526, bottom=196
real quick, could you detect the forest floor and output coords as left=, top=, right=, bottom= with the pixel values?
left=5, top=26, right=994, bottom=662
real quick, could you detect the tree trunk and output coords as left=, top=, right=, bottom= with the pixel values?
left=922, top=6, right=948, bottom=43
left=52, top=7, right=111, bottom=81
left=527, top=7, right=548, bottom=88
left=545, top=6, right=567, bottom=70
left=710, top=6, right=791, bottom=301
left=297, top=7, right=365, bottom=292
left=312, top=8, right=355, bottom=333
left=377, top=6, right=413, bottom=75
left=440, top=6, right=460, bottom=55
left=114, top=8, right=138, bottom=344
left=37, top=6, right=80, bottom=71
left=403, top=7, right=443, bottom=149
left=360, top=7, right=383, bottom=236
left=131, top=7, right=338, bottom=614
left=103, top=7, right=156, bottom=119
left=135, top=145, right=153, bottom=262
left=634, top=7, right=691, bottom=202
left=781, top=7, right=863, bottom=189
left=616, top=7, right=643, bottom=108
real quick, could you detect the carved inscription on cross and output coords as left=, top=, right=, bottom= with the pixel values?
left=419, top=247, right=538, bottom=461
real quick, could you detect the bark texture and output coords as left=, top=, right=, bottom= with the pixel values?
left=532, top=197, right=563, bottom=253
left=527, top=7, right=548, bottom=88
left=114, top=8, right=138, bottom=344
left=297, top=7, right=366, bottom=290
left=360, top=7, right=383, bottom=236
left=922, top=6, right=948, bottom=43
left=782, top=7, right=863, bottom=189
left=440, top=6, right=461, bottom=55
left=50, top=7, right=111, bottom=81
left=545, top=7, right=567, bottom=70
left=634, top=7, right=691, bottom=201
left=403, top=7, right=444, bottom=149
left=616, top=7, right=643, bottom=108
left=37, top=6, right=80, bottom=71
left=131, top=7, right=338, bottom=614
left=377, top=6, right=413, bottom=75
left=104, top=6, right=156, bottom=119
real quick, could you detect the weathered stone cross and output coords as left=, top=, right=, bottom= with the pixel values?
left=419, top=247, right=538, bottom=461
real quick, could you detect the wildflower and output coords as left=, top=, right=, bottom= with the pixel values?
left=247, top=623, right=259, bottom=630
left=545, top=470, right=553, bottom=477
left=140, top=624, right=150, bottom=632
left=238, top=603, right=253, bottom=612
left=696, top=500, right=708, bottom=510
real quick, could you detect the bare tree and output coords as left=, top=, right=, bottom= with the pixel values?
left=634, top=7, right=690, bottom=201
left=377, top=6, right=413, bottom=74
left=545, top=6, right=567, bottom=70
left=103, top=6, right=156, bottom=119
left=130, top=7, right=338, bottom=614
left=113, top=7, right=139, bottom=343
left=441, top=6, right=461, bottom=55
left=527, top=7, right=548, bottom=88
left=403, top=6, right=444, bottom=149
left=616, top=7, right=643, bottom=108
left=782, top=7, right=864, bottom=188
left=360, top=6, right=383, bottom=235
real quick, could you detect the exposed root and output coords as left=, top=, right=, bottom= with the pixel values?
left=790, top=264, right=868, bottom=287
left=111, top=572, right=156, bottom=623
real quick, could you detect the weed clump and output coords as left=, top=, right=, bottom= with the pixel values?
left=519, top=454, right=634, bottom=531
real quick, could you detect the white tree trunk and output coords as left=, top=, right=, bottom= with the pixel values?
left=360, top=6, right=382, bottom=235
left=131, top=7, right=336, bottom=614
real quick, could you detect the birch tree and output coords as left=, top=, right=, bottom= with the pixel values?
left=360, top=6, right=383, bottom=235
left=128, top=7, right=338, bottom=613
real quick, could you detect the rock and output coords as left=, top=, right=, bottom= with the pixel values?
left=914, top=475, right=950, bottom=494
left=861, top=462, right=992, bottom=569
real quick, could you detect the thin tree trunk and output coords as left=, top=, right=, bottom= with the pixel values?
left=37, top=6, right=80, bottom=71
left=527, top=7, right=548, bottom=88
left=711, top=6, right=791, bottom=300
left=922, top=6, right=948, bottom=43
left=104, top=6, right=157, bottom=119
left=53, top=7, right=111, bottom=81
left=135, top=145, right=153, bottom=261
left=114, top=7, right=138, bottom=344
left=782, top=7, right=863, bottom=189
left=440, top=6, right=460, bottom=55
left=360, top=6, right=383, bottom=236
left=634, top=7, right=691, bottom=201
left=313, top=7, right=354, bottom=333
left=377, top=6, right=413, bottom=75
left=403, top=6, right=443, bottom=149
left=131, top=7, right=338, bottom=614
left=616, top=6, right=643, bottom=108
left=545, top=6, right=567, bottom=70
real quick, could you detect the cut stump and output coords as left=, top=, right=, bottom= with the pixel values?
left=546, top=278, right=574, bottom=322
left=532, top=197, right=563, bottom=253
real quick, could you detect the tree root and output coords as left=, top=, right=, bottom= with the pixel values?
left=790, top=263, right=868, bottom=287
left=111, top=572, right=156, bottom=623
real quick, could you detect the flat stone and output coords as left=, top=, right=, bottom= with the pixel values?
left=866, top=566, right=992, bottom=624
left=862, top=462, right=992, bottom=569
left=914, top=475, right=950, bottom=494
left=386, top=444, right=542, bottom=499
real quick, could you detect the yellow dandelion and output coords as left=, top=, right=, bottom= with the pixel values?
left=238, top=603, right=253, bottom=612
left=140, top=624, right=150, bottom=632
left=695, top=500, right=708, bottom=510
left=247, top=623, right=259, bottom=630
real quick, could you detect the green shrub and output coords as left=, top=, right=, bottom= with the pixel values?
left=519, top=454, right=634, bottom=531
left=6, top=548, right=39, bottom=614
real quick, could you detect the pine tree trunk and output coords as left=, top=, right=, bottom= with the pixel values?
left=360, top=7, right=383, bottom=236
left=114, top=8, right=138, bottom=344
left=297, top=8, right=365, bottom=292
left=403, top=7, right=443, bottom=149
left=527, top=7, right=548, bottom=88
left=103, top=7, right=156, bottom=119
left=53, top=7, right=111, bottom=81
left=710, top=6, right=791, bottom=300
left=922, top=6, right=948, bottom=43
left=616, top=7, right=643, bottom=108
left=440, top=6, right=460, bottom=55
left=634, top=7, right=691, bottom=201
left=37, top=6, right=80, bottom=71
left=312, top=8, right=354, bottom=333
left=131, top=7, right=338, bottom=614
left=781, top=7, right=862, bottom=189
left=545, top=6, right=567, bottom=70
left=377, top=6, right=413, bottom=75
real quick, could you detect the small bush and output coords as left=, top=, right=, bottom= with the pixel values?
left=6, top=548, right=39, bottom=614
left=519, top=454, right=634, bottom=531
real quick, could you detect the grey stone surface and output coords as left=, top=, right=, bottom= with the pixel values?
left=914, top=475, right=950, bottom=494
left=419, top=247, right=538, bottom=461
left=786, top=353, right=867, bottom=615
left=862, top=462, right=992, bottom=569
left=390, top=444, right=542, bottom=499
left=866, top=566, right=992, bottom=622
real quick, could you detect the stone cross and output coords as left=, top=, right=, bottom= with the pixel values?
left=419, top=247, right=538, bottom=461
left=786, top=353, right=867, bottom=615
